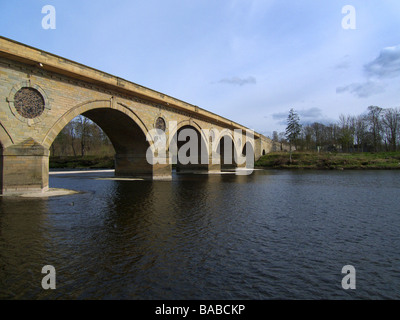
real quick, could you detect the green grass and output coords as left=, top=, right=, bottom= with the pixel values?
left=255, top=151, right=400, bottom=170
left=50, top=152, right=400, bottom=170
left=49, top=155, right=114, bottom=169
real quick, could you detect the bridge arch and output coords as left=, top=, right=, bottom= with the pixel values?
left=170, top=123, right=209, bottom=172
left=44, top=100, right=154, bottom=177
left=213, top=129, right=236, bottom=153
left=169, top=119, right=209, bottom=152
left=241, top=141, right=255, bottom=169
left=0, top=122, right=14, bottom=194
left=216, top=134, right=238, bottom=171
left=0, top=122, right=14, bottom=149
left=0, top=138, right=3, bottom=193
left=42, top=100, right=149, bottom=149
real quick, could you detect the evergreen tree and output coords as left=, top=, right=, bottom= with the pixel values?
left=285, top=108, right=302, bottom=162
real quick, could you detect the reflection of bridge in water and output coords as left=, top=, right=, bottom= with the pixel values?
left=0, top=37, right=274, bottom=194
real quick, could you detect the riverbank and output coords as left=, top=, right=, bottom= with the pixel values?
left=255, top=151, right=400, bottom=170
left=50, top=156, right=114, bottom=169
left=50, top=152, right=400, bottom=170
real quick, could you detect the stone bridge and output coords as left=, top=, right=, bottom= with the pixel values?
left=0, top=37, right=275, bottom=194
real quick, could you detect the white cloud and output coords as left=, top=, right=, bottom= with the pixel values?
left=336, top=45, right=400, bottom=99
left=218, top=76, right=257, bottom=86
left=336, top=81, right=385, bottom=98
left=271, top=107, right=329, bottom=126
left=364, top=45, right=400, bottom=78
left=298, top=107, right=323, bottom=119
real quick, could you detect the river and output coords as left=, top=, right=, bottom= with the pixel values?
left=1, top=169, right=399, bottom=299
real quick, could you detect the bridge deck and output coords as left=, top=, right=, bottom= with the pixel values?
left=0, top=36, right=261, bottom=138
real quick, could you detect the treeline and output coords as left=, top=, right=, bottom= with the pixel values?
left=51, top=115, right=114, bottom=157
left=51, top=106, right=400, bottom=157
left=272, top=106, right=400, bottom=153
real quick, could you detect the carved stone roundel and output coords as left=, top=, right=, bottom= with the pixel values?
left=14, top=87, right=45, bottom=119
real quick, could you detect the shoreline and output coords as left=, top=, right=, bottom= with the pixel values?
left=255, top=151, right=400, bottom=171
left=255, top=165, right=400, bottom=170
left=49, top=152, right=400, bottom=171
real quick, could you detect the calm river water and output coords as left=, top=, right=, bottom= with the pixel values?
left=1, top=169, right=400, bottom=299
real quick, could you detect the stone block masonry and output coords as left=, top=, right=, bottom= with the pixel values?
left=0, top=36, right=271, bottom=194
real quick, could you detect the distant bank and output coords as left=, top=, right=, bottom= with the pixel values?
left=50, top=156, right=115, bottom=169
left=255, top=152, right=400, bottom=170
left=49, top=152, right=400, bottom=170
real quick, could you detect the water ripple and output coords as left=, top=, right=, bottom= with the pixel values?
left=1, top=170, right=400, bottom=299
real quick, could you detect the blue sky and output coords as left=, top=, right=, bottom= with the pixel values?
left=1, top=0, right=400, bottom=136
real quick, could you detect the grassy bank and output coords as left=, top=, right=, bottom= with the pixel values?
left=50, top=152, right=400, bottom=170
left=50, top=156, right=114, bottom=169
left=255, top=151, right=400, bottom=170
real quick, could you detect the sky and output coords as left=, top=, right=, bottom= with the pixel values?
left=1, top=0, right=400, bottom=137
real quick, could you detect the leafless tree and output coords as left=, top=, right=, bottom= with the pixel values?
left=367, top=106, right=383, bottom=152
left=338, top=114, right=355, bottom=152
left=76, top=115, right=91, bottom=156
left=382, top=107, right=400, bottom=151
